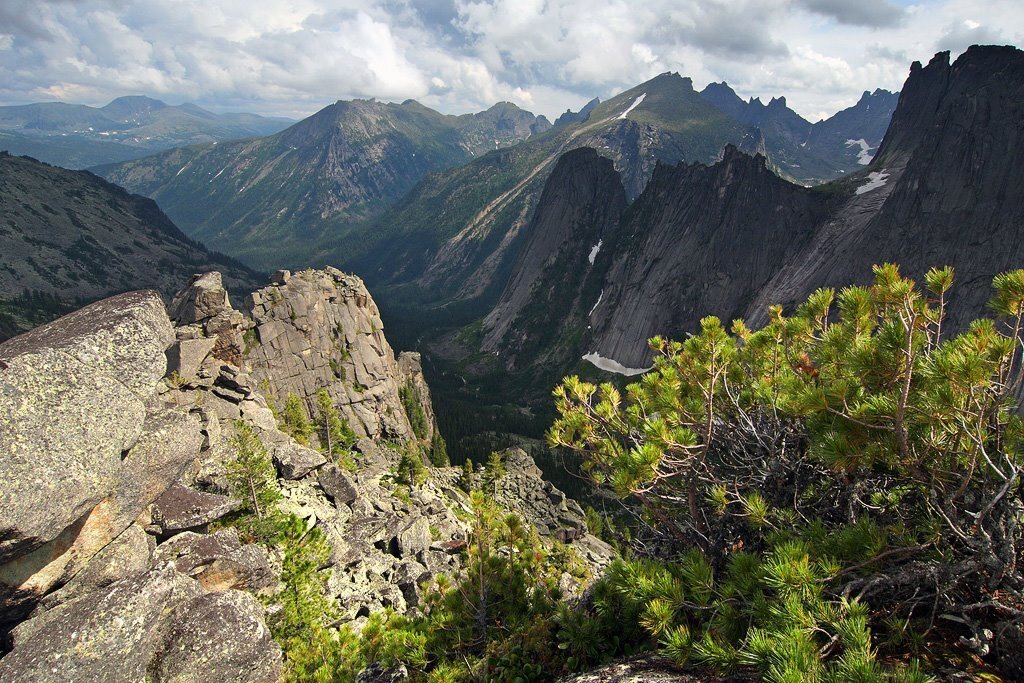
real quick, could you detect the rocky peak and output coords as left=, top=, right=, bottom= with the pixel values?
left=243, top=267, right=434, bottom=442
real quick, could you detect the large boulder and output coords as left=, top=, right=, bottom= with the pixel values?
left=0, top=566, right=281, bottom=683
left=150, top=483, right=240, bottom=535
left=155, top=528, right=275, bottom=593
left=149, top=590, right=282, bottom=683
left=0, top=407, right=203, bottom=607
left=274, top=443, right=327, bottom=480
left=0, top=291, right=173, bottom=565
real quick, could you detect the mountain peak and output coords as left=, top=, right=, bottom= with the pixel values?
left=101, top=95, right=169, bottom=118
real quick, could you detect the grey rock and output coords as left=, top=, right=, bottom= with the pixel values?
left=169, top=272, right=231, bottom=324
left=271, top=269, right=291, bottom=285
left=357, top=662, right=409, bottom=683
left=243, top=269, right=432, bottom=442
left=0, top=291, right=174, bottom=561
left=151, top=483, right=240, bottom=534
left=394, top=517, right=432, bottom=559
left=36, top=523, right=154, bottom=611
left=0, top=566, right=281, bottom=683
left=152, top=590, right=283, bottom=683
left=156, top=528, right=275, bottom=593
left=166, top=337, right=217, bottom=386
left=274, top=443, right=327, bottom=480
left=559, top=655, right=697, bottom=682
left=318, top=465, right=360, bottom=506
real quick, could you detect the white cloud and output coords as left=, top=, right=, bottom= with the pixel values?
left=0, top=0, right=1020, bottom=122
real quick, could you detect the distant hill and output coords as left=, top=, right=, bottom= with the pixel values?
left=95, top=99, right=552, bottom=269
left=0, top=152, right=262, bottom=340
left=0, top=96, right=293, bottom=168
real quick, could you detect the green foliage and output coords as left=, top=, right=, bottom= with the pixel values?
left=396, top=444, right=428, bottom=487
left=401, top=381, right=430, bottom=440
left=280, top=392, right=314, bottom=445
left=223, top=421, right=348, bottom=682
left=315, top=388, right=356, bottom=459
left=430, top=432, right=450, bottom=467
left=549, top=265, right=1024, bottom=679
left=225, top=421, right=280, bottom=533
left=460, top=458, right=475, bottom=492
left=485, top=451, right=506, bottom=482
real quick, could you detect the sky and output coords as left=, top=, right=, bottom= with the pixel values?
left=0, top=0, right=1020, bottom=123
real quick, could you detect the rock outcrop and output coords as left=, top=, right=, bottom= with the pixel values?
left=0, top=290, right=281, bottom=679
left=0, top=267, right=614, bottom=680
left=244, top=267, right=434, bottom=442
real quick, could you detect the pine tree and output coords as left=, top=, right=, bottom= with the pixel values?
left=226, top=420, right=280, bottom=525
left=430, top=431, right=450, bottom=467
left=315, top=387, right=355, bottom=457
left=281, top=392, right=313, bottom=445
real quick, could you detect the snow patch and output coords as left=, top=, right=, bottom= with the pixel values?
left=175, top=162, right=191, bottom=177
left=618, top=93, right=646, bottom=119
left=588, top=239, right=602, bottom=264
left=588, top=289, right=604, bottom=317
left=582, top=352, right=652, bottom=377
left=211, top=165, right=229, bottom=181
left=845, top=138, right=874, bottom=165
left=855, top=170, right=890, bottom=195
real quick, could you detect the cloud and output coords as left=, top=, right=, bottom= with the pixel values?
left=936, top=19, right=1004, bottom=53
left=795, top=0, right=905, bottom=28
left=0, top=0, right=1020, bottom=124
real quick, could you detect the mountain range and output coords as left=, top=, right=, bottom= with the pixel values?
left=96, top=99, right=553, bottom=267
left=95, top=76, right=894, bottom=275
left=0, top=96, right=293, bottom=169
left=459, top=45, right=1024, bottom=409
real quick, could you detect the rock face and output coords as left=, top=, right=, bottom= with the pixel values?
left=0, top=289, right=281, bottom=680
left=482, top=148, right=627, bottom=373
left=749, top=45, right=1024, bottom=334
left=0, top=567, right=281, bottom=683
left=244, top=267, right=434, bottom=442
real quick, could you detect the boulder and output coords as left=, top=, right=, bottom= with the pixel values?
left=166, top=337, right=217, bottom=385
left=318, top=465, right=360, bottom=507
left=0, top=291, right=173, bottom=565
left=37, top=524, right=153, bottom=611
left=155, top=528, right=275, bottom=593
left=151, top=483, right=240, bottom=534
left=393, top=517, right=432, bottom=559
left=151, top=590, right=283, bottom=683
left=0, top=566, right=281, bottom=683
left=274, top=443, right=327, bottom=480
left=169, top=272, right=231, bottom=324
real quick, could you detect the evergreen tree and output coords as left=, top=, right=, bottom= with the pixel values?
left=281, top=392, right=313, bottom=445
left=225, top=420, right=280, bottom=525
left=430, top=431, right=450, bottom=467
left=315, top=387, right=355, bottom=457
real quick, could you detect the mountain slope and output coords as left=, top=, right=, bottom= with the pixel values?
left=96, top=99, right=551, bottom=269
left=348, top=73, right=759, bottom=309
left=0, top=96, right=293, bottom=168
left=0, top=152, right=261, bottom=340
